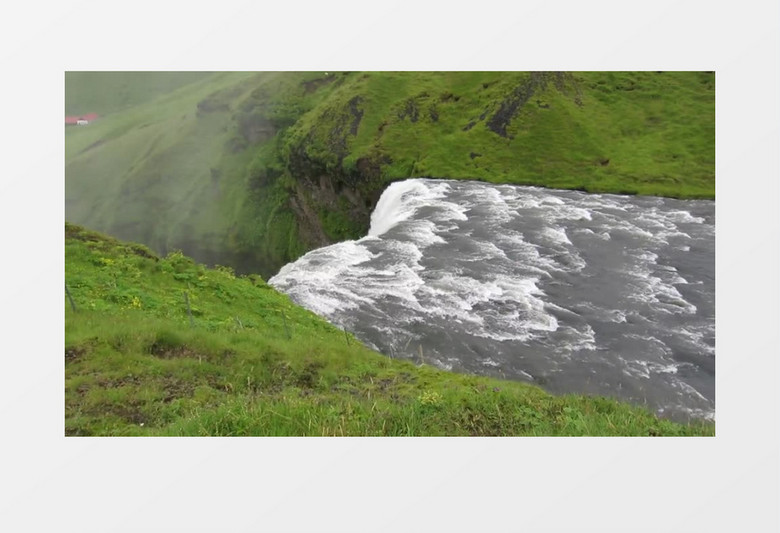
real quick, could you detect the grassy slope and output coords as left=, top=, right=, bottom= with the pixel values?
left=65, top=72, right=256, bottom=243
left=65, top=223, right=713, bottom=436
left=65, top=71, right=215, bottom=116
left=285, top=71, right=714, bottom=198
left=66, top=71, right=714, bottom=277
left=65, top=72, right=347, bottom=277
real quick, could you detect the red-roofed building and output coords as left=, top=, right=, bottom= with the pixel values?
left=65, top=113, right=99, bottom=126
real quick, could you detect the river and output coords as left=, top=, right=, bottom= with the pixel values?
left=269, top=178, right=715, bottom=422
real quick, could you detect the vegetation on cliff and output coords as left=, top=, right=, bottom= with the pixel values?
left=65, top=223, right=714, bottom=436
left=66, top=71, right=714, bottom=277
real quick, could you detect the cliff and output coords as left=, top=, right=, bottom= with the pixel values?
left=65, top=71, right=714, bottom=278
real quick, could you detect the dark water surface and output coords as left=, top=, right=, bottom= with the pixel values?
left=270, top=179, right=715, bottom=421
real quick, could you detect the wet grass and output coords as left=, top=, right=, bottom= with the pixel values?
left=65, top=223, right=714, bottom=436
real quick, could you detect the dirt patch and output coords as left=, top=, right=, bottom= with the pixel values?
left=296, top=359, right=326, bottom=389
left=348, top=96, right=364, bottom=135
left=376, top=378, right=394, bottom=392
left=76, top=400, right=148, bottom=426
left=160, top=377, right=197, bottom=402
left=149, top=343, right=201, bottom=359
left=65, top=346, right=86, bottom=363
left=398, top=98, right=420, bottom=123
left=487, top=76, right=540, bottom=137
left=90, top=375, right=145, bottom=391
left=487, top=72, right=582, bottom=138
left=439, top=92, right=460, bottom=103
left=106, top=403, right=147, bottom=425
left=65, top=337, right=99, bottom=364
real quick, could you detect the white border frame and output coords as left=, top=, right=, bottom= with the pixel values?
left=2, top=1, right=778, bottom=531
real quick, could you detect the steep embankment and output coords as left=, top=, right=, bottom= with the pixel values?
left=65, top=71, right=714, bottom=277
left=64, top=222, right=714, bottom=436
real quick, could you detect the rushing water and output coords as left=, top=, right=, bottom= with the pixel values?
left=269, top=179, right=715, bottom=421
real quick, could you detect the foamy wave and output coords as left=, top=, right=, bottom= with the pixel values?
left=368, top=180, right=445, bottom=236
left=541, top=226, right=572, bottom=247
left=402, top=220, right=446, bottom=248
left=625, top=250, right=697, bottom=315
left=666, top=210, right=705, bottom=224
left=369, top=179, right=469, bottom=237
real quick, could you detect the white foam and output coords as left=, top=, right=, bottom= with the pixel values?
left=627, top=274, right=697, bottom=315
left=609, top=310, right=627, bottom=323
left=470, top=241, right=508, bottom=260
left=572, top=303, right=629, bottom=324
left=666, top=210, right=705, bottom=224
left=541, top=226, right=572, bottom=246
left=269, top=241, right=383, bottom=315
left=368, top=180, right=443, bottom=236
left=382, top=239, right=424, bottom=269
left=567, top=324, right=598, bottom=353
left=637, top=250, right=659, bottom=264
left=626, top=250, right=697, bottom=315
left=362, top=264, right=425, bottom=307
left=647, top=362, right=679, bottom=375
left=518, top=370, right=534, bottom=381
left=403, top=220, right=446, bottom=248
left=416, top=271, right=559, bottom=342
left=541, top=196, right=564, bottom=205
left=673, top=381, right=710, bottom=403
left=678, top=325, right=716, bottom=356
left=552, top=204, right=592, bottom=221
left=620, top=359, right=651, bottom=379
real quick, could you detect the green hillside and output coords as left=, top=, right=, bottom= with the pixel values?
left=65, top=71, right=714, bottom=278
left=65, top=71, right=215, bottom=116
left=65, top=223, right=714, bottom=436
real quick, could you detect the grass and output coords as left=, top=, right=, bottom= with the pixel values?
left=65, top=222, right=714, bottom=436
left=287, top=71, right=714, bottom=198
